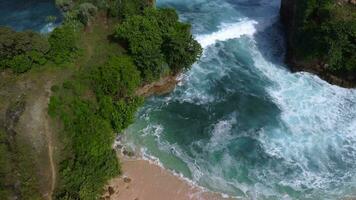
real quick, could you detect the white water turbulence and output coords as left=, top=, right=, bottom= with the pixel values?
left=125, top=0, right=356, bottom=199
left=196, top=20, right=257, bottom=48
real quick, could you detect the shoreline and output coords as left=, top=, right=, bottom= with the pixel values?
left=102, top=74, right=236, bottom=200
left=102, top=153, right=236, bottom=200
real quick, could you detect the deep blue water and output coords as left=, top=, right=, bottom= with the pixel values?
left=0, top=0, right=61, bottom=32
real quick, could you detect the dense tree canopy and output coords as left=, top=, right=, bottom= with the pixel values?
left=293, top=0, right=356, bottom=72
left=0, top=27, right=50, bottom=72
left=77, top=3, right=98, bottom=26
left=115, top=13, right=164, bottom=80
left=91, top=55, right=141, bottom=97
left=48, top=24, right=78, bottom=64
left=115, top=7, right=202, bottom=80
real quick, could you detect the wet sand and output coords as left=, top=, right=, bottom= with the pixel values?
left=102, top=157, right=235, bottom=200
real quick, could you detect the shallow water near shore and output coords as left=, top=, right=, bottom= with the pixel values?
left=125, top=0, right=356, bottom=199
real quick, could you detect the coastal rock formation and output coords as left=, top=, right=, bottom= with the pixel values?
left=280, top=0, right=356, bottom=87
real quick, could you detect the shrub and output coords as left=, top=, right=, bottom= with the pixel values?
left=48, top=25, right=78, bottom=64
left=117, top=0, right=153, bottom=19
left=8, top=54, right=32, bottom=73
left=77, top=3, right=98, bottom=26
left=115, top=7, right=202, bottom=79
left=0, top=27, right=50, bottom=73
left=115, top=16, right=164, bottom=80
left=92, top=55, right=141, bottom=97
left=293, top=0, right=356, bottom=72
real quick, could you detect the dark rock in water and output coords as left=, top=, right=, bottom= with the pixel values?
left=116, top=135, right=123, bottom=142
left=116, top=144, right=123, bottom=150
left=122, top=148, right=135, bottom=157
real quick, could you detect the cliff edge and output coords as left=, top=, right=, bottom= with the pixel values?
left=280, top=0, right=356, bottom=87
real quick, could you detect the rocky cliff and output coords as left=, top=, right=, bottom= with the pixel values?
left=280, top=0, right=356, bottom=87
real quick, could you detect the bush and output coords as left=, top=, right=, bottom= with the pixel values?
left=77, top=3, right=98, bottom=26
left=92, top=56, right=141, bottom=97
left=116, top=0, right=153, bottom=19
left=293, top=0, right=356, bottom=72
left=50, top=93, right=120, bottom=199
left=115, top=7, right=202, bottom=80
left=8, top=54, right=32, bottom=73
left=115, top=15, right=164, bottom=80
left=0, top=27, right=50, bottom=73
left=162, top=22, right=202, bottom=73
left=98, top=96, right=143, bottom=132
left=48, top=25, right=78, bottom=64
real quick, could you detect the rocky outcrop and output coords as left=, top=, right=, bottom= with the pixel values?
left=280, top=0, right=356, bottom=88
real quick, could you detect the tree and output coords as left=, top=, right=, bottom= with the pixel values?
left=115, top=15, right=164, bottom=80
left=115, top=7, right=202, bottom=78
left=117, top=0, right=154, bottom=19
left=92, top=55, right=141, bottom=97
left=0, top=27, right=50, bottom=73
left=163, top=23, right=202, bottom=73
left=48, top=25, right=78, bottom=64
left=77, top=3, right=98, bottom=26
left=8, top=54, right=32, bottom=73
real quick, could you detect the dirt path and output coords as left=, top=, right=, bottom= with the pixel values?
left=44, top=83, right=55, bottom=200
left=15, top=79, right=57, bottom=200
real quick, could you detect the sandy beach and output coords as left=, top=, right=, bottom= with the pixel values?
left=102, top=156, right=235, bottom=200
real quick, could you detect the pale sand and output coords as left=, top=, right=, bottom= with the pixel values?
left=102, top=158, right=235, bottom=200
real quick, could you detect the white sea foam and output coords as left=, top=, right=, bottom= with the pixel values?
left=208, top=112, right=237, bottom=149
left=40, top=22, right=56, bottom=34
left=196, top=19, right=258, bottom=48
left=125, top=0, right=356, bottom=198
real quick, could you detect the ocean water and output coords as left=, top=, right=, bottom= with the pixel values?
left=2, top=0, right=356, bottom=199
left=125, top=0, right=356, bottom=199
left=0, top=0, right=62, bottom=33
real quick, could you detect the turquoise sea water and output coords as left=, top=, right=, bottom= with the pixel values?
left=125, top=0, right=356, bottom=199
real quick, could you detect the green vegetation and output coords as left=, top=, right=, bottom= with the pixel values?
left=0, top=24, right=78, bottom=73
left=49, top=53, right=143, bottom=200
left=0, top=130, right=11, bottom=199
left=115, top=0, right=154, bottom=18
left=0, top=27, right=49, bottom=72
left=292, top=0, right=356, bottom=73
left=1, top=0, right=201, bottom=199
left=91, top=55, right=141, bottom=97
left=115, top=7, right=202, bottom=80
left=48, top=24, right=79, bottom=64
left=0, top=103, right=42, bottom=200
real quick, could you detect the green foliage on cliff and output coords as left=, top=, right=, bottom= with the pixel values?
left=1, top=0, right=200, bottom=199
left=0, top=24, right=78, bottom=73
left=0, top=27, right=50, bottom=72
left=49, top=67, right=143, bottom=199
left=91, top=56, right=141, bottom=97
left=293, top=0, right=356, bottom=72
left=49, top=92, right=121, bottom=200
left=0, top=127, right=42, bottom=200
left=115, top=7, right=202, bottom=80
left=48, top=24, right=79, bottom=64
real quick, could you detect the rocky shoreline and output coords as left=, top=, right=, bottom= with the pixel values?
left=136, top=74, right=181, bottom=97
